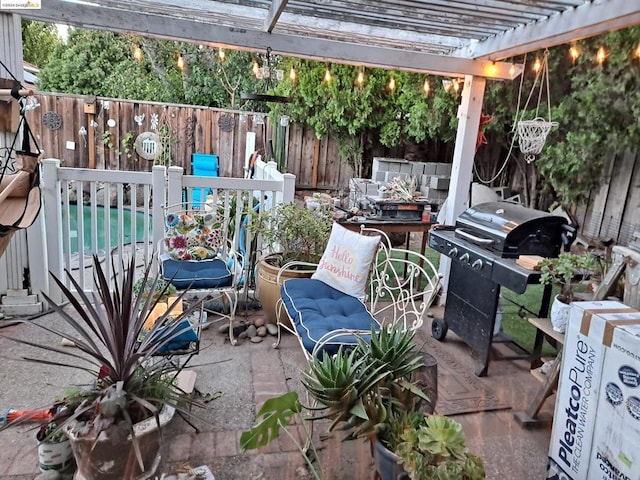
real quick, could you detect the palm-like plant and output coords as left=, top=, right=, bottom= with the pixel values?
left=1, top=255, right=209, bottom=473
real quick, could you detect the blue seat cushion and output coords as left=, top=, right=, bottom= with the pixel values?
left=153, top=319, right=199, bottom=354
left=280, top=278, right=379, bottom=357
left=162, top=257, right=232, bottom=289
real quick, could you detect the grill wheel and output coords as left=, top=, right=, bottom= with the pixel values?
left=431, top=317, right=448, bottom=341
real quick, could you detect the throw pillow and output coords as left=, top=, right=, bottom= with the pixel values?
left=311, top=222, right=381, bottom=299
left=165, top=211, right=223, bottom=260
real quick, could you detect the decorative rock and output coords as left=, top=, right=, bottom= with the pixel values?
left=257, top=326, right=267, bottom=337
left=253, top=316, right=265, bottom=327
left=250, top=336, right=264, bottom=343
left=266, top=323, right=278, bottom=336
left=246, top=324, right=257, bottom=338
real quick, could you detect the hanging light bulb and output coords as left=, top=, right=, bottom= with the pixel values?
left=635, top=42, right=640, bottom=59
left=387, top=76, right=396, bottom=92
left=533, top=58, right=542, bottom=73
left=218, top=48, right=226, bottom=62
left=596, top=46, right=607, bottom=65
left=452, top=79, right=461, bottom=93
left=176, top=54, right=185, bottom=72
left=509, top=63, right=516, bottom=77
left=569, top=45, right=580, bottom=63
left=133, top=45, right=143, bottom=63
left=423, top=78, right=430, bottom=95
left=442, top=79, right=453, bottom=93
left=355, top=67, right=365, bottom=87
left=323, top=65, right=332, bottom=84
left=289, top=65, right=297, bottom=83
left=252, top=59, right=260, bottom=77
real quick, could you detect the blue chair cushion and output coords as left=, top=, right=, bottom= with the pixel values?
left=154, top=319, right=199, bottom=354
left=280, top=278, right=379, bottom=357
left=162, top=257, right=232, bottom=289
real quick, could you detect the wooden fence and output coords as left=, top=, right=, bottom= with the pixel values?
left=24, top=93, right=354, bottom=188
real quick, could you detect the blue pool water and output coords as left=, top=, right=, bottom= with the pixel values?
left=64, top=206, right=153, bottom=254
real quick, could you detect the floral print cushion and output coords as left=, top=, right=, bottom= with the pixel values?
left=165, top=211, right=223, bottom=260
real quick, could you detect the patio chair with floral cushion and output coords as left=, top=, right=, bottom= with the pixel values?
left=274, top=223, right=442, bottom=360
left=158, top=205, right=249, bottom=345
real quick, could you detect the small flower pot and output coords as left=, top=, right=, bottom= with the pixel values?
left=37, top=437, right=75, bottom=473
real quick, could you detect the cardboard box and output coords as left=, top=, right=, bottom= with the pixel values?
left=547, top=301, right=640, bottom=480
left=586, top=322, right=640, bottom=479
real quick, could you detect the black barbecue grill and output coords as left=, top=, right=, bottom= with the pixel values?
left=428, top=201, right=575, bottom=376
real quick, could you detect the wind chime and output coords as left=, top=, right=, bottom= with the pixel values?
left=516, top=50, right=558, bottom=163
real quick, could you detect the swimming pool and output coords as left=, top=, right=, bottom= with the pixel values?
left=64, top=205, right=153, bottom=254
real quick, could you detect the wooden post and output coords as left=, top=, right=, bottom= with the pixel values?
left=87, top=113, right=96, bottom=169
left=312, top=138, right=320, bottom=188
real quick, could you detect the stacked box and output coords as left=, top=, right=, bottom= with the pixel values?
left=586, top=322, right=640, bottom=479
left=429, top=175, right=450, bottom=190
left=547, top=301, right=640, bottom=480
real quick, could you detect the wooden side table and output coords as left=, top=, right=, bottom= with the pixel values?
left=513, top=317, right=564, bottom=428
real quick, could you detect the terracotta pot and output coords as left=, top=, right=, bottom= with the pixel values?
left=65, top=405, right=174, bottom=480
left=256, top=254, right=315, bottom=328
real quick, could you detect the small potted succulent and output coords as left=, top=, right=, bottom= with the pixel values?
left=540, top=251, right=596, bottom=332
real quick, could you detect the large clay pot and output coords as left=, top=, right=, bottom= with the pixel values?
left=65, top=405, right=174, bottom=480
left=256, top=254, right=315, bottom=328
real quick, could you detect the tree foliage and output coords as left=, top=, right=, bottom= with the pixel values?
left=21, top=21, right=62, bottom=68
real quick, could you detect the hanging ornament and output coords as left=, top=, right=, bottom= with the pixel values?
left=150, top=113, right=159, bottom=132
left=134, top=113, right=145, bottom=126
left=516, top=50, right=558, bottom=163
left=42, top=111, right=62, bottom=130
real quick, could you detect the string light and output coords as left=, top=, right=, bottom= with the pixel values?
left=569, top=45, right=580, bottom=63
left=252, top=59, right=260, bottom=76
left=387, top=76, right=396, bottom=92
left=176, top=54, right=185, bottom=72
left=218, top=48, right=226, bottom=62
left=635, top=42, right=640, bottom=59
left=323, top=64, right=332, bottom=84
left=133, top=45, right=143, bottom=63
left=452, top=79, right=460, bottom=93
left=289, top=65, right=297, bottom=82
left=533, top=58, right=542, bottom=73
left=509, top=63, right=516, bottom=77
left=423, top=78, right=430, bottom=95
left=355, top=67, right=365, bottom=87
left=596, top=46, right=607, bottom=65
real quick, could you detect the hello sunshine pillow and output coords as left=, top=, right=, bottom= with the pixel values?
left=311, top=223, right=381, bottom=300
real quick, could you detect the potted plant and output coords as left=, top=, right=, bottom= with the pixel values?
left=376, top=411, right=485, bottom=480
left=36, top=413, right=75, bottom=474
left=540, top=251, right=596, bottom=333
left=248, top=202, right=333, bottom=325
left=239, top=326, right=468, bottom=480
left=3, top=255, right=209, bottom=480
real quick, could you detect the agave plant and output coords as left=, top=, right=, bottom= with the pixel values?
left=1, top=254, right=209, bottom=471
left=300, top=325, right=429, bottom=439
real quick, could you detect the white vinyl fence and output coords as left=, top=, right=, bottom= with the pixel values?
left=35, top=158, right=294, bottom=302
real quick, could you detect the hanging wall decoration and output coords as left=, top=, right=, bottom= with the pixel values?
left=42, top=111, right=62, bottom=130
left=516, top=50, right=558, bottom=163
left=134, top=131, right=162, bottom=161
left=218, top=114, right=234, bottom=132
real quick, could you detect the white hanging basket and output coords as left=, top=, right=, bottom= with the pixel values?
left=517, top=117, right=558, bottom=155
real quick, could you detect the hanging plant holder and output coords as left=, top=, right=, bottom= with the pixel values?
left=517, top=117, right=558, bottom=163
left=515, top=50, right=558, bottom=163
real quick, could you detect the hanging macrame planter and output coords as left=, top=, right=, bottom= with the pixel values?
left=516, top=50, right=558, bottom=163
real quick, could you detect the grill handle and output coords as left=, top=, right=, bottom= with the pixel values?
left=455, top=228, right=494, bottom=246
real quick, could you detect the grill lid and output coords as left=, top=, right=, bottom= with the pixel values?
left=455, top=201, right=571, bottom=258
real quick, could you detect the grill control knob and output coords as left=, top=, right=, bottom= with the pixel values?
left=448, top=247, right=458, bottom=257
left=471, top=259, right=483, bottom=270
left=459, top=253, right=470, bottom=263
